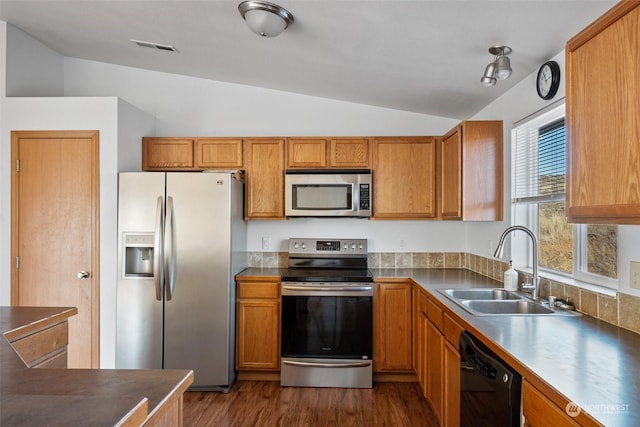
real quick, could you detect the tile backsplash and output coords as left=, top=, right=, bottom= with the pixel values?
left=248, top=251, right=640, bottom=335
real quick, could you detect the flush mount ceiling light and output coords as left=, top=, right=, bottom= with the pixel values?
left=238, top=1, right=294, bottom=37
left=480, top=45, right=512, bottom=86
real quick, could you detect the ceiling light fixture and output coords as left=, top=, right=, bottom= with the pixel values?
left=480, top=45, right=512, bottom=86
left=238, top=1, right=294, bottom=37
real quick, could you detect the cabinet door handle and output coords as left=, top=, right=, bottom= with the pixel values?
left=77, top=271, right=90, bottom=279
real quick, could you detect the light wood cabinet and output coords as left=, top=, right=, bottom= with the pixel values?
left=426, top=320, right=444, bottom=422
left=443, top=340, right=460, bottom=427
left=329, top=138, right=370, bottom=168
left=236, top=278, right=280, bottom=371
left=287, top=138, right=327, bottom=168
left=244, top=138, right=285, bottom=219
left=413, top=284, right=462, bottom=427
left=523, top=380, right=580, bottom=427
left=373, top=282, right=412, bottom=372
left=196, top=138, right=243, bottom=169
left=440, top=121, right=503, bottom=220
left=372, top=137, right=437, bottom=219
left=566, top=2, right=640, bottom=224
left=142, top=137, right=195, bottom=170
left=287, top=137, right=370, bottom=169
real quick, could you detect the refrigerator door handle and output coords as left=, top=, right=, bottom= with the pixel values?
left=153, top=196, right=164, bottom=301
left=164, top=196, right=176, bottom=301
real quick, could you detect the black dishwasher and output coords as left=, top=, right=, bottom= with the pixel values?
left=459, top=331, right=522, bottom=427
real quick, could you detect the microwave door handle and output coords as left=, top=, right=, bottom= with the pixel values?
left=153, top=196, right=164, bottom=301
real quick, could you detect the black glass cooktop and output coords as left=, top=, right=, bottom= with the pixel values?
left=281, top=268, right=374, bottom=283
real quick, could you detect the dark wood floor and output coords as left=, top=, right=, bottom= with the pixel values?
left=183, top=381, right=439, bottom=426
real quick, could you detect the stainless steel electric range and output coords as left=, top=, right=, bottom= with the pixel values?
left=280, top=238, right=373, bottom=388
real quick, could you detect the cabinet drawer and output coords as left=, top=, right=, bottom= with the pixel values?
left=237, top=281, right=280, bottom=299
left=443, top=312, right=463, bottom=346
left=418, top=291, right=428, bottom=316
left=32, top=349, right=68, bottom=369
left=11, top=322, right=68, bottom=367
left=427, top=299, right=443, bottom=331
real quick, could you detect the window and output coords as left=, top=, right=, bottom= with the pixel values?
left=512, top=103, right=617, bottom=287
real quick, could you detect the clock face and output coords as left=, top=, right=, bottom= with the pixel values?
left=536, top=61, right=560, bottom=100
left=538, top=65, right=553, bottom=95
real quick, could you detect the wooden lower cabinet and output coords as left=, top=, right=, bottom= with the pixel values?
left=413, top=284, right=462, bottom=427
left=236, top=278, right=280, bottom=370
left=374, top=282, right=412, bottom=372
left=8, top=320, right=69, bottom=368
left=426, top=320, right=444, bottom=422
left=443, top=340, right=460, bottom=427
left=523, top=380, right=580, bottom=427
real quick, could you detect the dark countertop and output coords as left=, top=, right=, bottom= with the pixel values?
left=375, top=268, right=639, bottom=427
left=238, top=267, right=639, bottom=426
left=1, top=306, right=194, bottom=426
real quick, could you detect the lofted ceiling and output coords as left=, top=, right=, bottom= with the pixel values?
left=0, top=0, right=616, bottom=119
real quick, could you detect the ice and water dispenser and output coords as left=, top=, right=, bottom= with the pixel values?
left=123, top=233, right=155, bottom=277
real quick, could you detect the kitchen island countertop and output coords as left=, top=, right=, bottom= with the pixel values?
left=1, top=306, right=193, bottom=426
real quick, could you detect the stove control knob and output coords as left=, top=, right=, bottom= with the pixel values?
left=294, top=242, right=299, bottom=249
left=343, top=244, right=348, bottom=250
left=301, top=243, right=307, bottom=250
left=351, top=243, right=356, bottom=250
left=359, top=244, right=364, bottom=250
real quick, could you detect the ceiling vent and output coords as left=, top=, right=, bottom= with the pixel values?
left=131, top=39, right=179, bottom=53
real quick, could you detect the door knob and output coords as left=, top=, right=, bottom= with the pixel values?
left=77, top=271, right=90, bottom=279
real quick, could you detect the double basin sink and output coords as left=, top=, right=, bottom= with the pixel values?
left=438, top=288, right=580, bottom=316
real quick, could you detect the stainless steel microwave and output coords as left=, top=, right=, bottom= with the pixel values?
left=285, top=169, right=371, bottom=218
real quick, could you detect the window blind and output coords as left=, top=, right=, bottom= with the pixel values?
left=512, top=104, right=566, bottom=203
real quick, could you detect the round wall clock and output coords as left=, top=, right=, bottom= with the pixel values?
left=536, top=60, right=561, bottom=100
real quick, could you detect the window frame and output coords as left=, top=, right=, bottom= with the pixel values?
left=511, top=101, right=618, bottom=289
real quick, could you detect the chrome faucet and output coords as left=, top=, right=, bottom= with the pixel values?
left=493, top=225, right=540, bottom=300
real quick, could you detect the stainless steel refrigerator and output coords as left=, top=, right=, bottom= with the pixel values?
left=116, top=171, right=246, bottom=391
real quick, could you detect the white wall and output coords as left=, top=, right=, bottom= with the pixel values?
left=5, top=24, right=63, bottom=97
left=0, top=97, right=155, bottom=367
left=63, top=58, right=467, bottom=253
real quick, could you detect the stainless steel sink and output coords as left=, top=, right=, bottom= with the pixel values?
left=461, top=300, right=555, bottom=315
left=441, top=288, right=521, bottom=300
left=437, top=288, right=580, bottom=316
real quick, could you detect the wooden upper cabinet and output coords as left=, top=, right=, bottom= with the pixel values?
left=287, top=138, right=327, bottom=168
left=329, top=138, right=370, bottom=168
left=196, top=138, right=243, bottom=169
left=566, top=2, right=640, bottom=224
left=244, top=138, right=285, bottom=219
left=372, top=137, right=436, bottom=219
left=142, top=137, right=195, bottom=170
left=440, top=121, right=503, bottom=221
left=287, top=137, right=370, bottom=169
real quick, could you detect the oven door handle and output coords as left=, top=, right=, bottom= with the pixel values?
left=282, top=360, right=372, bottom=368
left=282, top=285, right=373, bottom=292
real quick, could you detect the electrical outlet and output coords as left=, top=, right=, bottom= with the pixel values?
left=631, top=261, right=640, bottom=290
left=262, top=237, right=271, bottom=251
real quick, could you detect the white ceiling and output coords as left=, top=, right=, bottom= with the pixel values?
left=0, top=0, right=616, bottom=119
